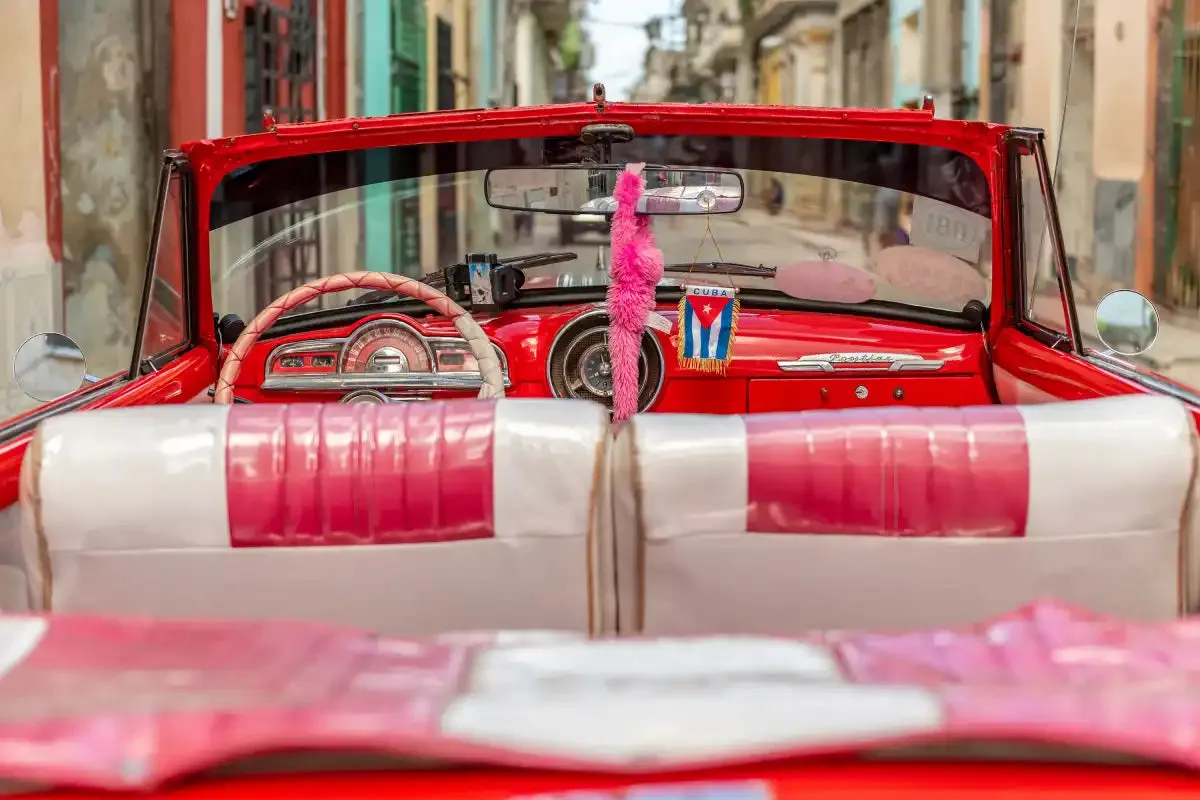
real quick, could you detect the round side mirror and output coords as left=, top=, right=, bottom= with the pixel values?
left=1094, top=290, right=1160, bottom=356
left=13, top=332, right=91, bottom=402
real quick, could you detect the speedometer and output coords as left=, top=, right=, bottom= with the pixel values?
left=341, top=322, right=432, bottom=374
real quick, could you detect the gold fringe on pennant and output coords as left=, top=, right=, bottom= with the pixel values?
left=676, top=295, right=740, bottom=375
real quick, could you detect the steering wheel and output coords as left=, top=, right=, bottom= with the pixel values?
left=213, top=271, right=505, bottom=404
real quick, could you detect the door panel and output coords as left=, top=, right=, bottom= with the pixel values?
left=991, top=327, right=1200, bottom=427
left=992, top=327, right=1147, bottom=402
left=997, top=130, right=1200, bottom=418
left=0, top=347, right=214, bottom=509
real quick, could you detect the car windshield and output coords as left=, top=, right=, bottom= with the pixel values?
left=209, top=135, right=993, bottom=323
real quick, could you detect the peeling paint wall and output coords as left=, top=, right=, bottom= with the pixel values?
left=1093, top=178, right=1138, bottom=289
left=58, top=0, right=151, bottom=380
left=0, top=0, right=58, bottom=418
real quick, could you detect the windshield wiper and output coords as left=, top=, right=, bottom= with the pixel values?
left=663, top=260, right=776, bottom=277
left=501, top=251, right=577, bottom=269
left=346, top=251, right=580, bottom=307
left=420, top=252, right=578, bottom=287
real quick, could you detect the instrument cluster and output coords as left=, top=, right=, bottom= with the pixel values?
left=261, top=317, right=509, bottom=402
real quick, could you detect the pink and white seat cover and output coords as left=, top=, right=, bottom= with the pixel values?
left=613, top=395, right=1200, bottom=635
left=17, top=399, right=614, bottom=635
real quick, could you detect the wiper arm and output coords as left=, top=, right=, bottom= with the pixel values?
left=347, top=251, right=580, bottom=308
left=663, top=260, right=776, bottom=277
left=417, top=252, right=577, bottom=286
left=501, top=251, right=577, bottom=269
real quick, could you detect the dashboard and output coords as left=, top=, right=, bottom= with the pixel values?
left=238, top=306, right=996, bottom=410
left=259, top=318, right=510, bottom=403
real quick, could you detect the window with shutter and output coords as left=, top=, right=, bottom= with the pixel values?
left=391, top=0, right=426, bottom=274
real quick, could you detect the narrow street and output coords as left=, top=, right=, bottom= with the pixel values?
left=511, top=207, right=861, bottom=285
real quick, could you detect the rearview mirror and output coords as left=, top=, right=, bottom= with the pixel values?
left=484, top=165, right=744, bottom=216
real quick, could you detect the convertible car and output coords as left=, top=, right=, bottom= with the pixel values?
left=1, top=90, right=1199, bottom=794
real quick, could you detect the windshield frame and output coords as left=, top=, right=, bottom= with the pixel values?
left=183, top=102, right=1013, bottom=350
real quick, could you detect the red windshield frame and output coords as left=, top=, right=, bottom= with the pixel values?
left=183, top=101, right=1015, bottom=360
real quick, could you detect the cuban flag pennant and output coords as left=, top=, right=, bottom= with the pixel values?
left=677, top=284, right=740, bottom=373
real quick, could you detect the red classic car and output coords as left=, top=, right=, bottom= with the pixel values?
left=1, top=91, right=1200, bottom=795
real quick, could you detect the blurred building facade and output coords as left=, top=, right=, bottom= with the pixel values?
left=0, top=0, right=582, bottom=416
left=664, top=0, right=1197, bottom=317
left=630, top=47, right=690, bottom=101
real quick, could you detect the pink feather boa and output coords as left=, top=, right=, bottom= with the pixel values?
left=606, top=165, right=664, bottom=421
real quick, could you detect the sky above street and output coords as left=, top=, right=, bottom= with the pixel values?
left=586, top=0, right=675, bottom=100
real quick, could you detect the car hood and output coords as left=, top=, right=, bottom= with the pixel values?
left=0, top=599, right=1190, bottom=791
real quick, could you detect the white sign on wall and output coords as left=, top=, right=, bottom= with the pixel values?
left=909, top=195, right=990, bottom=264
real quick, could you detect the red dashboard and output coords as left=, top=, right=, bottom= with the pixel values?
left=231, top=304, right=996, bottom=410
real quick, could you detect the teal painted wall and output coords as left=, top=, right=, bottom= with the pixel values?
left=363, top=0, right=393, bottom=272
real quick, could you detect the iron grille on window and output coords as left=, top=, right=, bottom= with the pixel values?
left=391, top=0, right=426, bottom=275
left=244, top=0, right=322, bottom=308
left=392, top=0, right=426, bottom=113
left=437, top=18, right=455, bottom=111
left=840, top=0, right=889, bottom=226
left=436, top=17, right=458, bottom=265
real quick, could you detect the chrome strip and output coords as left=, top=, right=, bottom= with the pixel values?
left=777, top=353, right=946, bottom=373
left=268, top=339, right=348, bottom=359
left=1032, top=137, right=1084, bottom=355
left=1085, top=352, right=1200, bottom=407
left=0, top=377, right=129, bottom=443
left=263, top=371, right=512, bottom=392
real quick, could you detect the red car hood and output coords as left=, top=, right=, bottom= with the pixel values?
left=0, top=598, right=1195, bottom=792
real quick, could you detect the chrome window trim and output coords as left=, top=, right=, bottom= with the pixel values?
left=1006, top=129, right=1083, bottom=355
left=1084, top=351, right=1200, bottom=407
left=0, top=378, right=129, bottom=444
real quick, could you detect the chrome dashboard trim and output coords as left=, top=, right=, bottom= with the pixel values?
left=261, top=317, right=510, bottom=393
left=262, top=370, right=512, bottom=392
left=267, top=339, right=348, bottom=358
left=777, top=353, right=946, bottom=373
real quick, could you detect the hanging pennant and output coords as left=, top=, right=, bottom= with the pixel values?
left=677, top=284, right=740, bottom=374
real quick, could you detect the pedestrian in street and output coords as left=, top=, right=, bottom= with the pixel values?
left=766, top=177, right=785, bottom=216
left=513, top=211, right=533, bottom=241
left=870, top=186, right=903, bottom=257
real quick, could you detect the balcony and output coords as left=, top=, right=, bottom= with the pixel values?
left=530, top=0, right=571, bottom=38
left=750, top=0, right=836, bottom=39
left=693, top=23, right=742, bottom=75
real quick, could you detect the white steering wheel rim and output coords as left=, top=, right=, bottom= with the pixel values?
left=213, top=271, right=504, bottom=404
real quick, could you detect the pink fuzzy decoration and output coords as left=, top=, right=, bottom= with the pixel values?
left=606, top=164, right=664, bottom=421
